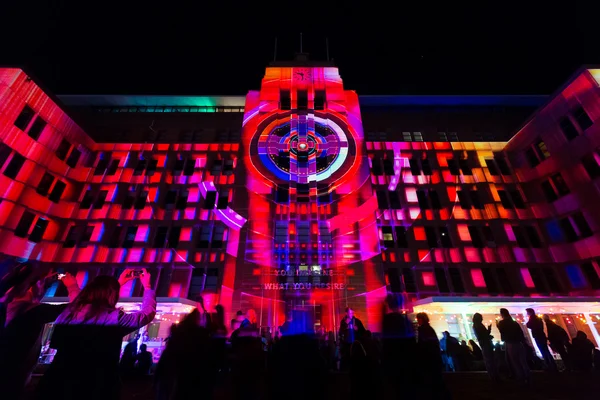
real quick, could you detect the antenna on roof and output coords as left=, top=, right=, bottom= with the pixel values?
left=300, top=32, right=303, bottom=53
left=273, top=37, right=278, bottom=62
left=326, top=38, right=330, bottom=61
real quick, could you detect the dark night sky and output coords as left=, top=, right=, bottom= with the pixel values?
left=0, top=1, right=597, bottom=96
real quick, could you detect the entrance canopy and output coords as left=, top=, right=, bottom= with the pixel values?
left=412, top=296, right=600, bottom=315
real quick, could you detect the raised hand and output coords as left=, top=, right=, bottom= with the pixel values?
left=118, top=269, right=135, bottom=286
left=139, top=268, right=151, bottom=289
left=61, top=272, right=78, bottom=288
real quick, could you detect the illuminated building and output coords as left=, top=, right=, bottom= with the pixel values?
left=1, top=61, right=600, bottom=350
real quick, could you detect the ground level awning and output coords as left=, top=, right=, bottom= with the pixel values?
left=42, top=296, right=198, bottom=314
left=412, top=296, right=600, bottom=315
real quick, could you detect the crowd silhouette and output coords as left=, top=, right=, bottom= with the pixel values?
left=1, top=263, right=599, bottom=400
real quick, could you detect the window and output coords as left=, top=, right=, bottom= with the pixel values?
left=376, top=190, right=389, bottom=209
left=494, top=155, right=511, bottom=175
left=223, top=159, right=234, bottom=176
left=27, top=117, right=46, bottom=141
left=534, top=139, right=550, bottom=160
left=173, top=158, right=185, bottom=175
left=573, top=106, right=593, bottom=131
left=413, top=132, right=423, bottom=142
left=421, top=158, right=432, bottom=175
left=486, top=159, right=500, bottom=175
left=528, top=268, right=548, bottom=293
left=383, top=159, right=394, bottom=175
left=509, top=190, right=526, bottom=209
left=153, top=227, right=168, bottom=248
left=3, top=153, right=25, bottom=179
left=122, top=189, right=135, bottom=210
left=63, top=226, right=79, bottom=248
left=430, top=190, right=442, bottom=210
left=107, top=159, right=120, bottom=175
left=37, top=173, right=55, bottom=196
left=212, top=225, right=225, bottom=247
left=572, top=212, right=593, bottom=238
left=425, top=227, right=438, bottom=248
left=164, top=190, right=177, bottom=207
left=49, top=180, right=66, bottom=203
left=525, top=148, right=540, bottom=168
left=280, top=90, right=291, bottom=110
left=275, top=221, right=288, bottom=244
left=468, top=226, right=484, bottom=248
left=168, top=226, right=181, bottom=248
left=210, top=159, right=222, bottom=176
left=409, top=159, right=420, bottom=175
left=382, top=226, right=394, bottom=247
left=134, top=190, right=148, bottom=210
left=559, top=217, right=578, bottom=243
left=297, top=90, right=308, bottom=110
left=203, top=191, right=216, bottom=209
left=183, top=159, right=195, bottom=176
left=80, top=190, right=94, bottom=209
left=0, top=142, right=11, bottom=170
left=525, top=226, right=542, bottom=248
left=14, top=105, right=35, bottom=131
left=122, top=226, right=137, bottom=248
left=582, top=153, right=600, bottom=179
left=388, top=191, right=401, bottom=209
left=435, top=268, right=450, bottom=293
left=482, top=269, right=499, bottom=294
left=511, top=226, right=529, bottom=247
left=458, top=158, right=472, bottom=175
left=27, top=217, right=47, bottom=243
left=497, top=190, right=513, bottom=209
left=55, top=139, right=71, bottom=161
left=457, top=190, right=471, bottom=209
left=79, top=225, right=94, bottom=247
left=402, top=132, right=412, bottom=142
left=402, top=268, right=417, bottom=292
left=496, top=269, right=514, bottom=295
left=469, top=191, right=484, bottom=209
left=541, top=174, right=569, bottom=202
left=146, top=159, right=158, bottom=176
left=371, top=158, right=383, bottom=176
left=176, top=190, right=188, bottom=210
left=275, top=185, right=289, bottom=203
left=133, top=158, right=147, bottom=176
left=395, top=226, right=408, bottom=247
left=551, top=173, right=569, bottom=196
left=217, top=190, right=229, bottom=209
left=387, top=269, right=402, bottom=292
left=447, top=159, right=460, bottom=175
left=15, top=211, right=36, bottom=238
left=581, top=262, right=600, bottom=290
left=94, top=155, right=110, bottom=175
left=559, top=117, right=579, bottom=141
left=416, top=190, right=429, bottom=210
left=540, top=180, right=558, bottom=202
left=448, top=268, right=465, bottom=293
left=439, top=226, right=452, bottom=248
left=93, top=190, right=108, bottom=209
left=438, top=132, right=448, bottom=141
left=109, top=226, right=124, bottom=248
left=66, top=148, right=81, bottom=168
left=314, top=90, right=325, bottom=110
left=482, top=226, right=496, bottom=247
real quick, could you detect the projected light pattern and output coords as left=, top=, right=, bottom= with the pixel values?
left=2, top=65, right=600, bottom=336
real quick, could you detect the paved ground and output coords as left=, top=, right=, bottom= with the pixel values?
left=29, top=371, right=600, bottom=399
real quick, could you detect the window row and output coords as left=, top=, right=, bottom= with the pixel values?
left=370, top=152, right=511, bottom=177
left=78, top=188, right=230, bottom=210
left=386, top=266, right=568, bottom=295
left=93, top=154, right=234, bottom=177
left=375, top=186, right=526, bottom=210
left=62, top=224, right=227, bottom=249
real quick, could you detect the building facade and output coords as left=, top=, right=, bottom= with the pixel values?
left=1, top=63, right=600, bottom=347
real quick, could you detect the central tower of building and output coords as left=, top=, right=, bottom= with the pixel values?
left=232, top=56, right=385, bottom=331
